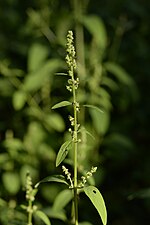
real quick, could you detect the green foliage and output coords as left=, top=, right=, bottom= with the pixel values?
left=84, top=186, right=107, bottom=225
left=0, top=0, right=149, bottom=225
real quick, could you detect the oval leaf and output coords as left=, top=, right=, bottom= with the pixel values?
left=13, top=90, right=27, bottom=110
left=53, top=189, right=73, bottom=211
left=35, top=175, right=69, bottom=188
left=52, top=101, right=72, bottom=109
left=84, top=186, right=107, bottom=225
left=83, top=104, right=103, bottom=113
left=56, top=140, right=72, bottom=167
left=35, top=210, right=51, bottom=225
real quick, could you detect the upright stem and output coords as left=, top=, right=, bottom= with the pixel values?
left=71, top=66, right=78, bottom=225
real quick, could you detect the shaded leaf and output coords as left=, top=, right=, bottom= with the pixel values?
left=52, top=101, right=72, bottom=109
left=46, top=208, right=67, bottom=221
left=44, top=113, right=65, bottom=132
left=28, top=43, right=49, bottom=72
left=104, top=62, right=133, bottom=86
left=84, top=186, right=107, bottom=225
left=78, top=127, right=95, bottom=140
left=13, top=91, right=27, bottom=110
left=24, top=59, right=63, bottom=92
left=82, top=15, right=107, bottom=51
left=56, top=140, right=72, bottom=167
left=35, top=210, right=51, bottom=225
left=2, top=172, right=20, bottom=195
left=83, top=104, right=103, bottom=113
left=35, top=175, right=69, bottom=188
left=53, top=189, right=73, bottom=211
left=90, top=109, right=110, bottom=135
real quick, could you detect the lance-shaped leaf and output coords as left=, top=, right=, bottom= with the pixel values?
left=35, top=175, right=69, bottom=188
left=84, top=186, right=107, bottom=225
left=83, top=104, right=103, bottom=113
left=52, top=101, right=72, bottom=110
left=56, top=140, right=72, bottom=167
left=35, top=210, right=51, bottom=225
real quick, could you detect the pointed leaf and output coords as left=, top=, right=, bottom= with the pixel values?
left=52, top=101, right=72, bottom=109
left=35, top=210, right=51, bottom=225
left=83, top=104, right=103, bottom=113
left=55, top=72, right=68, bottom=76
left=56, top=140, right=72, bottom=167
left=84, top=186, right=107, bottom=225
left=53, top=189, right=73, bottom=211
left=35, top=175, right=69, bottom=188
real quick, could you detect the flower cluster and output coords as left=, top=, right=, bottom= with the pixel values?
left=25, top=173, right=37, bottom=215
left=78, top=166, right=97, bottom=188
left=66, top=30, right=76, bottom=70
left=62, top=165, right=73, bottom=188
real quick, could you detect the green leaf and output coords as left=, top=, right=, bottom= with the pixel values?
left=56, top=140, right=72, bottom=167
left=46, top=208, right=67, bottom=221
left=82, top=15, right=107, bottom=51
left=35, top=210, right=51, bottom=225
left=79, top=222, right=93, bottom=225
left=44, top=113, right=65, bottom=132
left=83, top=104, right=103, bottom=113
left=24, top=59, right=63, bottom=92
left=28, top=43, right=49, bottom=72
left=78, top=127, right=95, bottom=140
left=53, top=189, right=73, bottom=211
left=104, top=62, right=133, bottom=86
left=55, top=72, right=68, bottom=76
left=90, top=109, right=110, bottom=135
left=84, top=186, right=107, bottom=225
left=2, top=172, right=20, bottom=195
left=35, top=175, right=69, bottom=188
left=52, top=101, right=72, bottom=109
left=13, top=90, right=27, bottom=110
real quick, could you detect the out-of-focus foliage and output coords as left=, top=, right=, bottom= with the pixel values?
left=0, top=0, right=150, bottom=225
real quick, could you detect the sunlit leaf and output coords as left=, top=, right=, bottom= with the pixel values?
left=35, top=175, right=69, bottom=188
left=79, top=222, right=93, bottom=225
left=56, top=140, right=72, bottom=167
left=83, top=104, right=103, bottom=113
left=35, top=210, right=51, bottom=225
left=52, top=101, right=72, bottom=109
left=84, top=186, right=107, bottom=225
left=53, top=189, right=73, bottom=211
left=55, top=72, right=68, bottom=76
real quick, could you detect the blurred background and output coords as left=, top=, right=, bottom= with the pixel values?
left=0, top=0, right=150, bottom=224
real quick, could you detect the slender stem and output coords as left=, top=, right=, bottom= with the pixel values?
left=28, top=200, right=33, bottom=225
left=71, top=66, right=78, bottom=225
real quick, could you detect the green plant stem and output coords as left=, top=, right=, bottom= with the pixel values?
left=28, top=200, right=33, bottom=225
left=71, top=65, right=78, bottom=225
